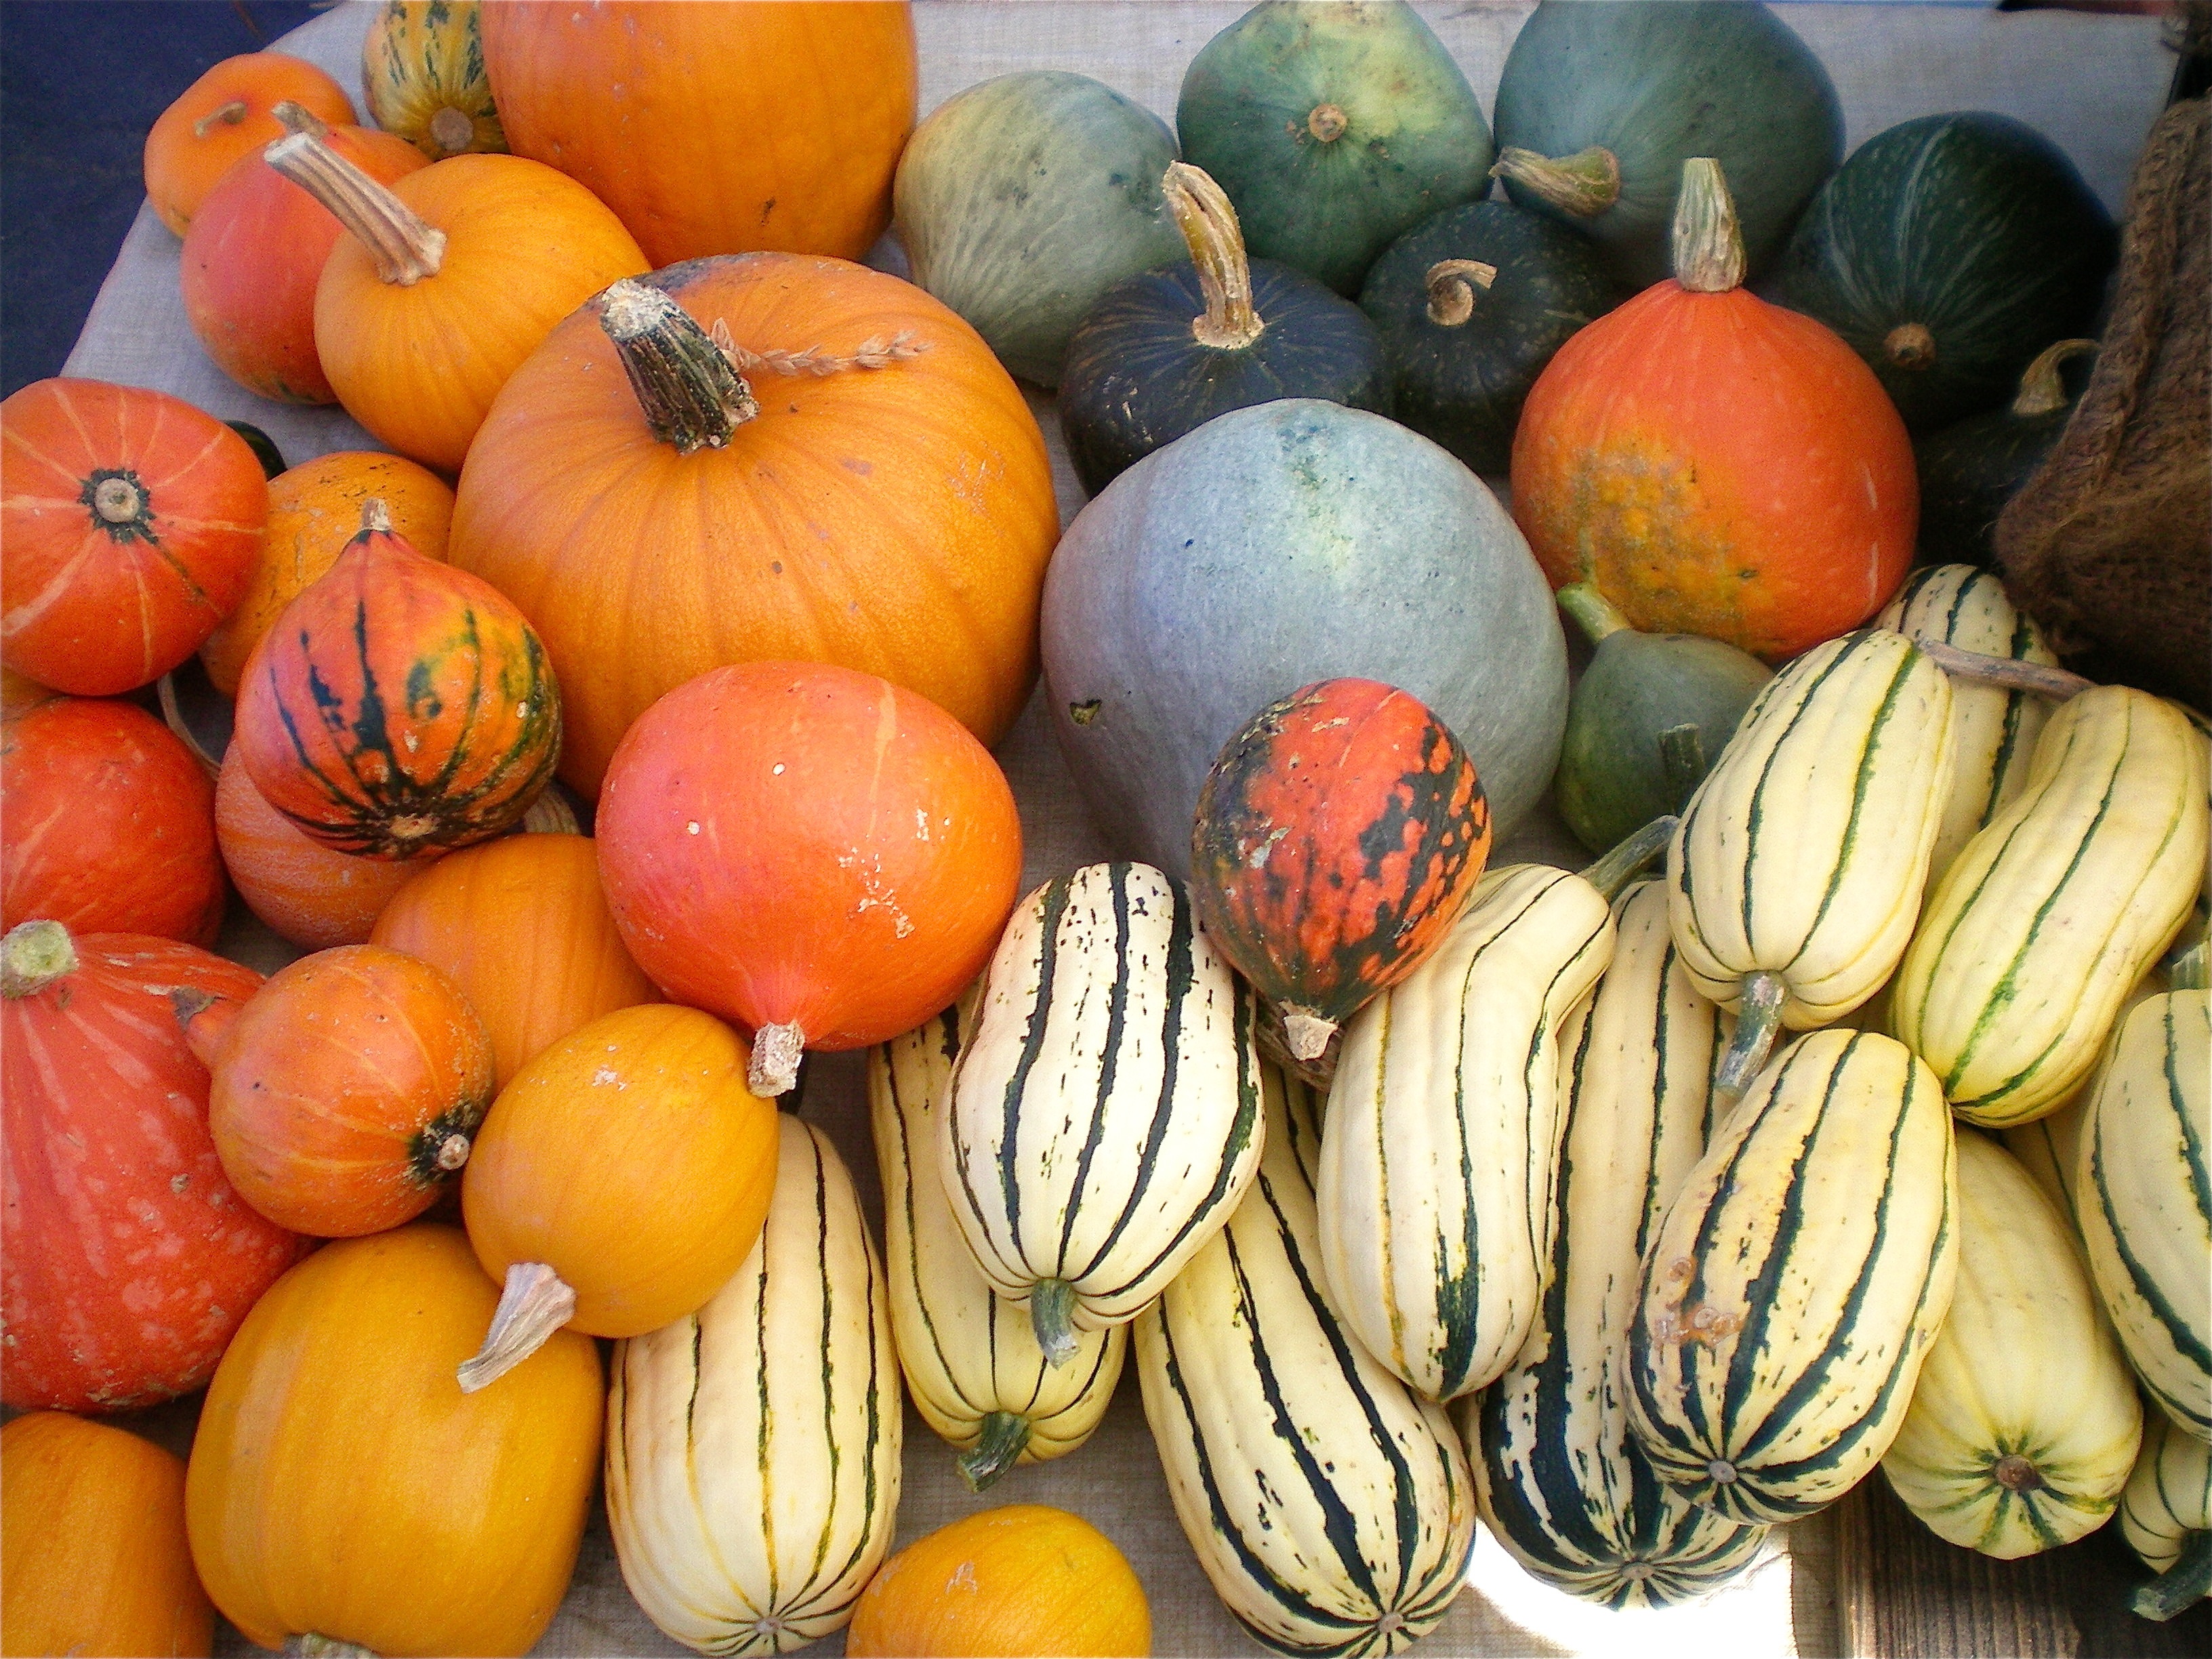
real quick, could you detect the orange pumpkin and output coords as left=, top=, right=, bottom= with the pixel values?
left=258, top=134, right=648, bottom=472
left=2, top=695, right=225, bottom=945
left=215, top=745, right=432, bottom=949
left=199, top=449, right=453, bottom=697
left=1512, top=159, right=1915, bottom=661
left=0, top=665, right=54, bottom=718
left=181, top=103, right=429, bottom=405
left=450, top=261, right=1058, bottom=795
left=369, top=832, right=659, bottom=1088
left=1, top=1413, right=213, bottom=1659
left=596, top=662, right=1023, bottom=1097
left=0, top=378, right=266, bottom=696
left=141, top=52, right=355, bottom=237
left=479, top=0, right=916, bottom=266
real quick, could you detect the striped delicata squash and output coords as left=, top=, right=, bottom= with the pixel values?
left=2120, top=1411, right=2212, bottom=1620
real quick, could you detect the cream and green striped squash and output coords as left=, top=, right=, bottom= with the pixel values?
left=869, top=986, right=1125, bottom=1490
left=1876, top=563, right=2059, bottom=883
left=942, top=861, right=1264, bottom=1366
left=605, top=1117, right=901, bottom=1655
left=1880, top=1130, right=2141, bottom=1557
left=1317, top=863, right=1614, bottom=1401
left=1627, top=1029, right=1959, bottom=1525
left=2119, top=1411, right=2212, bottom=1620
left=2075, top=977, right=2211, bottom=1443
left=1469, top=880, right=1770, bottom=1607
left=2169, top=701, right=2211, bottom=967
left=1891, top=684, right=2209, bottom=1128
left=361, top=0, right=506, bottom=161
left=1137, top=1062, right=1477, bottom=1656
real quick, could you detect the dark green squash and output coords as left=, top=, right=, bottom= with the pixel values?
left=1059, top=164, right=1389, bottom=497
left=1916, top=338, right=2097, bottom=567
left=1175, top=0, right=1492, bottom=297
left=1775, top=112, right=2116, bottom=432
left=1357, top=199, right=1622, bottom=476
left=1490, top=0, right=1842, bottom=291
left=224, top=420, right=287, bottom=480
left=1552, top=582, right=1771, bottom=857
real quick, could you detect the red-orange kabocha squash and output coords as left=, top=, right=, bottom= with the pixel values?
left=0, top=378, right=266, bottom=696
left=141, top=51, right=355, bottom=238
left=596, top=663, right=1024, bottom=1097
left=479, top=0, right=917, bottom=267
left=1511, top=159, right=1916, bottom=661
left=231, top=501, right=560, bottom=859
left=0, top=922, right=306, bottom=1412
left=450, top=262, right=1058, bottom=796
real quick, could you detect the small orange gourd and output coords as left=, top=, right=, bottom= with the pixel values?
left=142, top=52, right=354, bottom=237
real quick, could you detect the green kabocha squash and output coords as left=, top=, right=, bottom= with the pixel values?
left=1176, top=0, right=1492, bottom=297
left=1490, top=0, right=1843, bottom=290
left=1775, top=112, right=2117, bottom=431
left=1356, top=199, right=1620, bottom=476
left=1552, top=583, right=1771, bottom=858
left=1916, top=340, right=2096, bottom=567
left=1059, top=163, right=1389, bottom=497
left=893, top=70, right=1183, bottom=386
left=223, top=420, right=286, bottom=481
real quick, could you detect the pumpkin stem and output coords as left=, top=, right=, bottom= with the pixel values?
left=1884, top=323, right=1938, bottom=372
left=359, top=497, right=394, bottom=537
left=287, top=1637, right=381, bottom=1659
left=173, top=987, right=241, bottom=1070
left=429, top=105, right=475, bottom=156
left=1916, top=638, right=2094, bottom=701
left=956, top=1411, right=1033, bottom=1492
left=1307, top=103, right=1349, bottom=144
left=1029, top=1277, right=1082, bottom=1369
left=0, top=920, right=77, bottom=998
left=1423, top=259, right=1496, bottom=328
left=1490, top=145, right=1622, bottom=219
left=1580, top=815, right=1679, bottom=903
left=1277, top=1007, right=1337, bottom=1063
left=1671, top=159, right=1746, bottom=295
left=1556, top=581, right=1632, bottom=646
left=264, top=130, right=445, bottom=285
left=1163, top=163, right=1265, bottom=352
left=1991, top=1453, right=2044, bottom=1492
left=1713, top=970, right=1789, bottom=1106
left=2011, top=338, right=2097, bottom=417
left=747, top=1020, right=806, bottom=1099
left=2129, top=1530, right=2212, bottom=1622
left=192, top=99, right=248, bottom=140
left=269, top=100, right=330, bottom=142
left=597, top=278, right=759, bottom=453
left=456, top=1261, right=577, bottom=1393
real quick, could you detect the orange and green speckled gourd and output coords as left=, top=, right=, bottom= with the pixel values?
left=1511, top=158, right=1916, bottom=661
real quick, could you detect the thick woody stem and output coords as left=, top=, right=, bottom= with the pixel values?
left=1885, top=323, right=1938, bottom=371
left=456, top=1261, right=577, bottom=1393
left=1671, top=158, right=1746, bottom=295
left=1164, top=162, right=1265, bottom=350
left=264, top=130, right=444, bottom=284
left=2010, top=338, right=2097, bottom=417
left=747, top=1020, right=806, bottom=1099
left=1423, top=259, right=1496, bottom=327
left=1280, top=1008, right=1337, bottom=1063
left=596, top=278, right=758, bottom=453
left=1307, top=103, right=1348, bottom=143
left=1713, top=970, right=1789, bottom=1105
left=1490, top=145, right=1622, bottom=218
left=269, top=100, right=330, bottom=141
left=1918, top=639, right=2095, bottom=700
left=1, top=920, right=77, bottom=998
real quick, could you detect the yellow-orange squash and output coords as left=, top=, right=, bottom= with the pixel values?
left=142, top=52, right=355, bottom=237
left=184, top=1224, right=602, bottom=1658
left=1, top=1412, right=213, bottom=1659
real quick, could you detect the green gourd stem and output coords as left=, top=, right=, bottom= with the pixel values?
left=2129, top=1530, right=2212, bottom=1622
left=269, top=100, right=330, bottom=142
left=1557, top=581, right=1633, bottom=646
left=746, top=1020, right=805, bottom=1099
left=2165, top=940, right=2208, bottom=992
left=1029, top=1277, right=1081, bottom=1369
left=2011, top=338, right=2098, bottom=417
left=1423, top=259, right=1497, bottom=328
left=1490, top=144, right=1622, bottom=218
left=1918, top=639, right=2095, bottom=700
left=1714, top=971, right=1790, bottom=1105
left=955, top=1410, right=1033, bottom=1492
left=456, top=1261, right=576, bottom=1394
left=1, top=920, right=76, bottom=998
left=597, top=278, right=760, bottom=454
left=1672, top=159, right=1746, bottom=295
left=1580, top=815, right=1679, bottom=903
left=1163, top=162, right=1265, bottom=351
left=1658, top=724, right=1709, bottom=813
left=263, top=129, right=445, bottom=285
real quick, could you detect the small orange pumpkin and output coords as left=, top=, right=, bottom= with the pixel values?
left=215, top=746, right=433, bottom=949
left=142, top=52, right=355, bottom=237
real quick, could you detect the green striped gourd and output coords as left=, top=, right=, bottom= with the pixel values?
left=1875, top=564, right=2059, bottom=882
left=1880, top=1130, right=2141, bottom=1557
left=1317, top=863, right=1614, bottom=1401
left=2075, top=971, right=2211, bottom=1443
left=2120, top=1412, right=2212, bottom=1620
left=1136, top=1062, right=1477, bottom=1655
left=605, top=1117, right=900, bottom=1654
left=942, top=861, right=1264, bottom=1366
left=1470, top=880, right=1771, bottom=1606
left=1890, top=685, right=2209, bottom=1128
left=1666, top=629, right=1955, bottom=1101
left=2172, top=702, right=2211, bottom=966
left=1627, top=1029, right=1959, bottom=1525
left=868, top=987, right=1124, bottom=1490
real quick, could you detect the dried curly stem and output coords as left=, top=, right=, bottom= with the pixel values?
left=1163, top=161, right=1264, bottom=350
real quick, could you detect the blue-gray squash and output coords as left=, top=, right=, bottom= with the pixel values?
left=1042, top=399, right=1568, bottom=880
left=893, top=70, right=1185, bottom=386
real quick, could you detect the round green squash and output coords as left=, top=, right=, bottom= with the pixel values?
left=1040, top=399, right=1568, bottom=881
left=1774, top=111, right=2116, bottom=431
left=1490, top=0, right=1843, bottom=290
left=1357, top=199, right=1622, bottom=476
left=1176, top=0, right=1492, bottom=298
left=893, top=70, right=1185, bottom=386
left=1916, top=338, right=2095, bottom=568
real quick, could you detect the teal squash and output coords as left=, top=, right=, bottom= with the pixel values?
left=1058, top=163, right=1389, bottom=497
left=1775, top=112, right=2117, bottom=431
left=1915, top=339, right=2096, bottom=567
left=1357, top=199, right=1622, bottom=476
left=1040, top=398, right=1568, bottom=882
left=893, top=70, right=1183, bottom=386
left=1490, top=0, right=1843, bottom=290
left=224, top=420, right=287, bottom=481
left=1176, top=0, right=1492, bottom=297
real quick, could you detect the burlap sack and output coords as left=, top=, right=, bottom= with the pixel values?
left=1995, top=92, right=2211, bottom=710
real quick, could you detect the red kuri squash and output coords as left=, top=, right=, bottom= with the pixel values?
left=142, top=52, right=355, bottom=237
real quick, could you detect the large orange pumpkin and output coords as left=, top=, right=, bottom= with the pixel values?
left=141, top=52, right=355, bottom=237
left=215, top=745, right=434, bottom=949
left=450, top=261, right=1057, bottom=795
left=479, top=0, right=916, bottom=267
left=1511, top=159, right=1916, bottom=661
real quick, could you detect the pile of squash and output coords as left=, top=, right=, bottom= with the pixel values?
left=3, top=2, right=2207, bottom=1656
